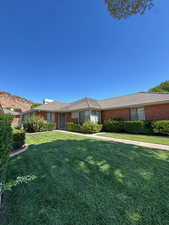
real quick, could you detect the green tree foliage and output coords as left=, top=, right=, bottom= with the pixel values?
left=104, top=0, right=153, bottom=19
left=31, top=103, right=41, bottom=109
left=149, top=80, right=169, bottom=93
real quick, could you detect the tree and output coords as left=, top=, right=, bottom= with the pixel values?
left=31, top=103, right=41, bottom=109
left=104, top=0, right=154, bottom=19
left=149, top=81, right=169, bottom=93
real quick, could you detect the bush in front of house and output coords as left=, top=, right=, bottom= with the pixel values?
left=41, top=122, right=56, bottom=131
left=103, top=119, right=124, bottom=132
left=102, top=118, right=153, bottom=134
left=12, top=129, right=25, bottom=149
left=67, top=121, right=102, bottom=134
left=80, top=120, right=103, bottom=134
left=67, top=122, right=81, bottom=132
left=153, top=120, right=169, bottom=135
left=23, top=116, right=55, bottom=132
left=123, top=120, right=153, bottom=134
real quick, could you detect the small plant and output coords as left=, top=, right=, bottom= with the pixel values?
left=3, top=175, right=37, bottom=192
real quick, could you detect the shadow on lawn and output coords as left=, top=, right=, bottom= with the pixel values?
left=5, top=138, right=169, bottom=225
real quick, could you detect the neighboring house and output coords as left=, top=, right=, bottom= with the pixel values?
left=22, top=92, right=169, bottom=129
left=3, top=108, right=21, bottom=126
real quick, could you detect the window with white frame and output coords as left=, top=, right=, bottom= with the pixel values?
left=47, top=112, right=55, bottom=122
left=130, top=107, right=145, bottom=120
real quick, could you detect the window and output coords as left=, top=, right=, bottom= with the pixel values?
left=72, top=112, right=79, bottom=119
left=130, top=107, right=145, bottom=120
left=47, top=112, right=55, bottom=122
left=90, top=110, right=100, bottom=124
left=79, top=111, right=90, bottom=124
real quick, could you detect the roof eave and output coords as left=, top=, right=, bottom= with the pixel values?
left=101, top=100, right=169, bottom=110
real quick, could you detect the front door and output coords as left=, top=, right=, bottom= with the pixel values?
left=59, top=113, right=66, bottom=129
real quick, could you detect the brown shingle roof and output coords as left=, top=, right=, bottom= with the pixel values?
left=23, top=92, right=169, bottom=114
left=98, top=92, right=169, bottom=109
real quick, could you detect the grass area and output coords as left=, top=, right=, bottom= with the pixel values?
left=3, top=131, right=169, bottom=225
left=98, top=132, right=169, bottom=145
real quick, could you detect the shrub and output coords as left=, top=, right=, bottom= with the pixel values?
left=153, top=120, right=169, bottom=135
left=67, top=121, right=102, bottom=134
left=23, top=116, right=55, bottom=132
left=0, top=114, right=13, bottom=193
left=103, top=120, right=124, bottom=132
left=12, top=129, right=25, bottom=149
left=67, top=122, right=81, bottom=132
left=123, top=120, right=153, bottom=134
left=80, top=120, right=102, bottom=134
left=0, top=114, right=13, bottom=168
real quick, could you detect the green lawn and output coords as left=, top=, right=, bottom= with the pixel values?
left=2, top=131, right=169, bottom=225
left=98, top=132, right=169, bottom=145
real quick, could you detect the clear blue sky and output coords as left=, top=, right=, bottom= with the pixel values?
left=0, top=0, right=168, bottom=103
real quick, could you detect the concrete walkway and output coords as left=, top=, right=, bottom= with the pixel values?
left=57, top=130, right=169, bottom=151
left=10, top=145, right=29, bottom=157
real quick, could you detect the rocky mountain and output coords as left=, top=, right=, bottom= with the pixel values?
left=0, top=91, right=35, bottom=112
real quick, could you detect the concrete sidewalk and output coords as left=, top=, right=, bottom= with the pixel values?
left=57, top=130, right=169, bottom=151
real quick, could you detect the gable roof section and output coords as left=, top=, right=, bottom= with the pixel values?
left=61, top=98, right=101, bottom=111
left=98, top=92, right=169, bottom=109
left=23, top=92, right=169, bottom=114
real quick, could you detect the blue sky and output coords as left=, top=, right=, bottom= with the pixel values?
left=0, top=0, right=168, bottom=103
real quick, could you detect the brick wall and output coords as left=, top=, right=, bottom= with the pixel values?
left=35, top=111, right=47, bottom=120
left=66, top=112, right=77, bottom=123
left=101, top=108, right=130, bottom=122
left=145, top=103, right=169, bottom=120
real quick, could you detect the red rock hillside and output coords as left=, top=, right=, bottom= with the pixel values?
left=0, top=91, right=35, bottom=112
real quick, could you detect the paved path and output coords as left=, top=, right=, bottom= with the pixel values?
left=57, top=130, right=169, bottom=151
left=10, top=145, right=29, bottom=157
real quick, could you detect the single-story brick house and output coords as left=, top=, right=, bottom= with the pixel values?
left=22, top=92, right=169, bottom=129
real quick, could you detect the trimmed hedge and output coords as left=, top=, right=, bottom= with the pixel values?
left=123, top=120, right=153, bottom=134
left=103, top=120, right=124, bottom=132
left=67, top=121, right=102, bottom=134
left=0, top=114, right=13, bottom=186
left=0, top=114, right=13, bottom=168
left=12, top=129, right=25, bottom=149
left=67, top=122, right=81, bottom=132
left=81, top=121, right=103, bottom=134
left=153, top=120, right=169, bottom=135
left=23, top=116, right=55, bottom=132
left=103, top=119, right=153, bottom=134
